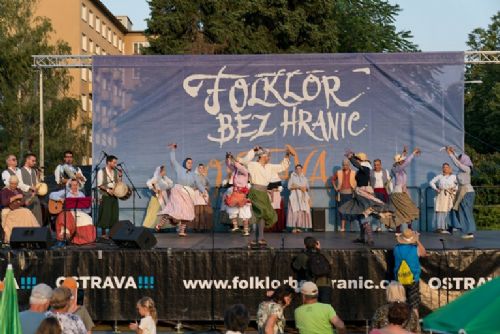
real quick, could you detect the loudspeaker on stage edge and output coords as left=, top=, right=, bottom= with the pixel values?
left=312, top=208, right=326, bottom=232
left=111, top=224, right=157, bottom=250
left=109, top=220, right=134, bottom=239
left=10, top=227, right=53, bottom=249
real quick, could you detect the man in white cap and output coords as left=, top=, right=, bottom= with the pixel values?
left=20, top=283, right=53, bottom=334
left=294, top=281, right=345, bottom=334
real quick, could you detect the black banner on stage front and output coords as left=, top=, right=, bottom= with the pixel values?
left=1, top=248, right=498, bottom=321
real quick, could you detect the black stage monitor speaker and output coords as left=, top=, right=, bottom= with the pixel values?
left=109, top=220, right=134, bottom=239
left=312, top=208, right=326, bottom=232
left=10, top=227, right=53, bottom=249
left=112, top=226, right=157, bottom=250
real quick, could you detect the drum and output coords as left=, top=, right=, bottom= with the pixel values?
left=120, top=188, right=132, bottom=201
left=36, top=182, right=48, bottom=196
left=113, top=182, right=129, bottom=199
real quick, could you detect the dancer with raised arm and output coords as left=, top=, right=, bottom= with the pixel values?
left=239, top=146, right=290, bottom=248
left=446, top=146, right=476, bottom=239
left=157, top=143, right=207, bottom=237
left=390, top=146, right=421, bottom=234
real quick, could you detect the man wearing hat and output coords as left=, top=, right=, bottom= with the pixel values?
left=394, top=229, right=426, bottom=316
left=240, top=146, right=290, bottom=247
left=20, top=283, right=53, bottom=334
left=62, top=277, right=94, bottom=332
left=294, top=281, right=346, bottom=334
left=390, top=146, right=421, bottom=233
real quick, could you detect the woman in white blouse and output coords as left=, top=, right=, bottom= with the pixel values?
left=429, top=163, right=457, bottom=233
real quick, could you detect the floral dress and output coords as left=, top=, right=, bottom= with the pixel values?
left=257, top=301, right=286, bottom=334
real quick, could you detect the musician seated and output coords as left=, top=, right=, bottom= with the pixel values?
left=49, top=179, right=89, bottom=213
left=0, top=175, right=39, bottom=242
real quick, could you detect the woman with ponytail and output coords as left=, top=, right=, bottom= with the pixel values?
left=129, top=297, right=157, bottom=334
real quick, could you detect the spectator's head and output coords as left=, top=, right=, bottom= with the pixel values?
left=301, top=281, right=318, bottom=303
left=388, top=302, right=411, bottom=326
left=224, top=304, right=250, bottom=333
left=270, top=284, right=295, bottom=307
left=137, top=297, right=158, bottom=324
left=304, top=236, right=319, bottom=251
left=36, top=317, right=62, bottom=334
left=396, top=229, right=419, bottom=245
left=61, top=277, right=78, bottom=307
left=50, top=287, right=73, bottom=312
left=6, top=154, right=17, bottom=168
left=8, top=175, right=19, bottom=190
left=386, top=281, right=406, bottom=303
left=30, top=283, right=53, bottom=311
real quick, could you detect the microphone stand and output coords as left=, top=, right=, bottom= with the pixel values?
left=92, top=152, right=106, bottom=238
left=119, top=162, right=141, bottom=225
left=439, top=238, right=450, bottom=304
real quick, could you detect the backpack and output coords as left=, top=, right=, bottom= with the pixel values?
left=397, top=260, right=414, bottom=285
left=307, top=252, right=331, bottom=278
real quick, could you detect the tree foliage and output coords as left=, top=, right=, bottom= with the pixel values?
left=464, top=11, right=500, bottom=154
left=0, top=0, right=90, bottom=173
left=145, top=0, right=418, bottom=55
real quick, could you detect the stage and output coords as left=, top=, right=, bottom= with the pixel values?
left=1, top=231, right=499, bottom=322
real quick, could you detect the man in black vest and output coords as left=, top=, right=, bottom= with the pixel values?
left=97, top=155, right=120, bottom=238
left=16, top=153, right=43, bottom=225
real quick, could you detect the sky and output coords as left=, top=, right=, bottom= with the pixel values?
left=101, top=0, right=498, bottom=51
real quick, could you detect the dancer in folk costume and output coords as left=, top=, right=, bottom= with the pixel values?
left=429, top=162, right=457, bottom=233
left=390, top=146, right=421, bottom=233
left=287, top=164, right=312, bottom=233
left=332, top=159, right=356, bottom=232
left=157, top=144, right=207, bottom=237
left=370, top=158, right=393, bottom=231
left=142, top=165, right=173, bottom=229
left=445, top=146, right=476, bottom=239
left=338, top=152, right=393, bottom=246
left=191, top=163, right=213, bottom=232
left=239, top=146, right=290, bottom=247
left=224, top=152, right=252, bottom=236
left=266, top=171, right=286, bottom=232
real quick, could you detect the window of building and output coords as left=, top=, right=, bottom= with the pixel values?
left=133, top=42, right=150, bottom=55
left=89, top=11, right=94, bottom=27
left=113, top=33, right=117, bottom=47
left=89, top=69, right=93, bottom=82
left=89, top=39, right=94, bottom=54
left=102, top=50, right=107, bottom=55
left=81, top=94, right=88, bottom=111
left=81, top=4, right=87, bottom=22
left=118, top=38, right=123, bottom=51
left=95, top=17, right=100, bottom=33
left=96, top=44, right=101, bottom=55
left=101, top=23, right=106, bottom=38
left=82, top=34, right=87, bottom=51
left=81, top=68, right=87, bottom=81
left=107, top=28, right=112, bottom=43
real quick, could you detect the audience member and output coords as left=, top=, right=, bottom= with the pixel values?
left=36, top=317, right=63, bottom=334
left=61, top=277, right=94, bottom=333
left=292, top=236, right=332, bottom=303
left=20, top=283, right=53, bottom=334
left=224, top=304, right=250, bottom=334
left=46, top=287, right=87, bottom=334
left=257, top=284, right=294, bottom=334
left=294, top=282, right=345, bottom=334
left=371, top=281, right=420, bottom=333
left=129, top=297, right=157, bottom=334
left=369, top=302, right=414, bottom=334
left=394, top=229, right=426, bottom=317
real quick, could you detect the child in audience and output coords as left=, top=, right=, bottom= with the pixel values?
left=129, top=297, right=157, bottom=334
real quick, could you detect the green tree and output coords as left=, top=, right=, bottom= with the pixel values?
left=145, top=0, right=417, bottom=55
left=0, top=0, right=90, bottom=174
left=464, top=11, right=500, bottom=154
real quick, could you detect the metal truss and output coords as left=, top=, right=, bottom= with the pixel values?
left=32, top=55, right=92, bottom=69
left=465, top=51, right=500, bottom=64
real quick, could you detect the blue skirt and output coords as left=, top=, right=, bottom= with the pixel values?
left=453, top=192, right=476, bottom=234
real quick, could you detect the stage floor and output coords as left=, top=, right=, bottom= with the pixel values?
left=74, top=230, right=500, bottom=251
